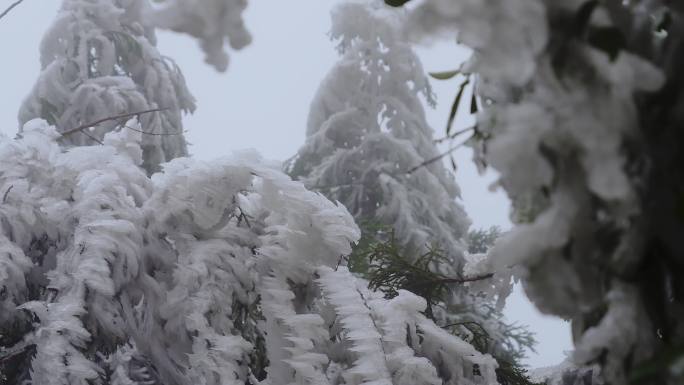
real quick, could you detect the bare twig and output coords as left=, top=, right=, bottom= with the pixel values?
left=406, top=138, right=471, bottom=175
left=411, top=273, right=494, bottom=289
left=355, top=287, right=390, bottom=358
left=441, top=320, right=490, bottom=330
left=3, top=185, right=13, bottom=203
left=124, top=125, right=184, bottom=136
left=433, top=125, right=475, bottom=144
left=0, top=0, right=24, bottom=21
left=81, top=129, right=104, bottom=145
left=60, top=107, right=167, bottom=137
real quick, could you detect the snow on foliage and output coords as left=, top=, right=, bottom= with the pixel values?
left=288, top=2, right=527, bottom=378
left=0, top=122, right=295, bottom=383
left=18, top=0, right=196, bottom=174
left=0, top=120, right=498, bottom=385
left=1, top=1, right=502, bottom=384
left=288, top=0, right=471, bottom=262
left=404, top=0, right=679, bottom=383
left=530, top=360, right=602, bottom=385
left=149, top=0, right=251, bottom=72
left=317, top=266, right=498, bottom=385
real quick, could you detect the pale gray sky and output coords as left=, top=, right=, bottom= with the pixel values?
left=0, top=0, right=571, bottom=369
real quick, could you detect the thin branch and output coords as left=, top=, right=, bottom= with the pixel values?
left=0, top=0, right=24, bottom=21
left=441, top=320, right=489, bottom=329
left=124, top=125, right=184, bottom=136
left=410, top=272, right=494, bottom=289
left=310, top=136, right=473, bottom=187
left=355, top=287, right=390, bottom=358
left=3, top=185, right=13, bottom=203
left=81, top=129, right=104, bottom=145
left=439, top=273, right=494, bottom=284
left=310, top=180, right=365, bottom=190
left=406, top=137, right=472, bottom=175
left=433, top=125, right=475, bottom=144
left=60, top=107, right=167, bottom=137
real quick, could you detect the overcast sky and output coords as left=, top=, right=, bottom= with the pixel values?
left=0, top=0, right=572, bottom=369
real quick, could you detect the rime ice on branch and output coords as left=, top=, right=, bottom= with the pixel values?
left=0, top=123, right=499, bottom=384
left=0, top=1, right=502, bottom=384
left=289, top=1, right=470, bottom=263
left=288, top=2, right=529, bottom=382
left=149, top=0, right=252, bottom=72
left=18, top=0, right=196, bottom=174
left=405, top=0, right=682, bottom=383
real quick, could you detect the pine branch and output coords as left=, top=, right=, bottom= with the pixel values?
left=433, top=125, right=476, bottom=144
left=0, top=0, right=24, bottom=21
left=439, top=273, right=494, bottom=284
left=355, top=287, right=389, bottom=357
left=3, top=184, right=13, bottom=203
left=441, top=320, right=489, bottom=330
left=60, top=108, right=168, bottom=137
left=124, top=125, right=185, bottom=136
left=310, top=180, right=365, bottom=190
left=80, top=129, right=104, bottom=145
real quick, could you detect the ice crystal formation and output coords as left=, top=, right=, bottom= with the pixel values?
left=403, top=0, right=684, bottom=383
left=0, top=1, right=503, bottom=384
left=288, top=3, right=527, bottom=382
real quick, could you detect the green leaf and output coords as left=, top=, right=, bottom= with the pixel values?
left=384, top=0, right=412, bottom=7
left=470, top=92, right=478, bottom=114
left=588, top=26, right=626, bottom=61
left=429, top=70, right=460, bottom=80
left=446, top=78, right=470, bottom=136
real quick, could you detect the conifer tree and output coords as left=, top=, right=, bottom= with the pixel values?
left=18, top=0, right=196, bottom=174
left=288, top=2, right=535, bottom=383
left=0, top=1, right=503, bottom=384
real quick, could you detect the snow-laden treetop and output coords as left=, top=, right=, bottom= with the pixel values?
left=0, top=1, right=503, bottom=384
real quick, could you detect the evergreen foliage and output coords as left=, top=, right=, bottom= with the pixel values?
left=388, top=0, right=684, bottom=383
left=8, top=0, right=681, bottom=383
left=0, top=1, right=506, bottom=384
left=467, top=227, right=502, bottom=254
left=289, top=2, right=536, bottom=383
left=349, top=226, right=537, bottom=385
left=18, top=0, right=196, bottom=174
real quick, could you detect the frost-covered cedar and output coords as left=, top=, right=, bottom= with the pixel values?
left=287, top=0, right=528, bottom=376
left=288, top=0, right=470, bottom=264
left=149, top=0, right=251, bottom=72
left=0, top=1, right=502, bottom=384
left=19, top=0, right=252, bottom=175
left=401, top=0, right=684, bottom=383
left=0, top=122, right=500, bottom=385
left=467, top=227, right=502, bottom=255
left=18, top=0, right=197, bottom=174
